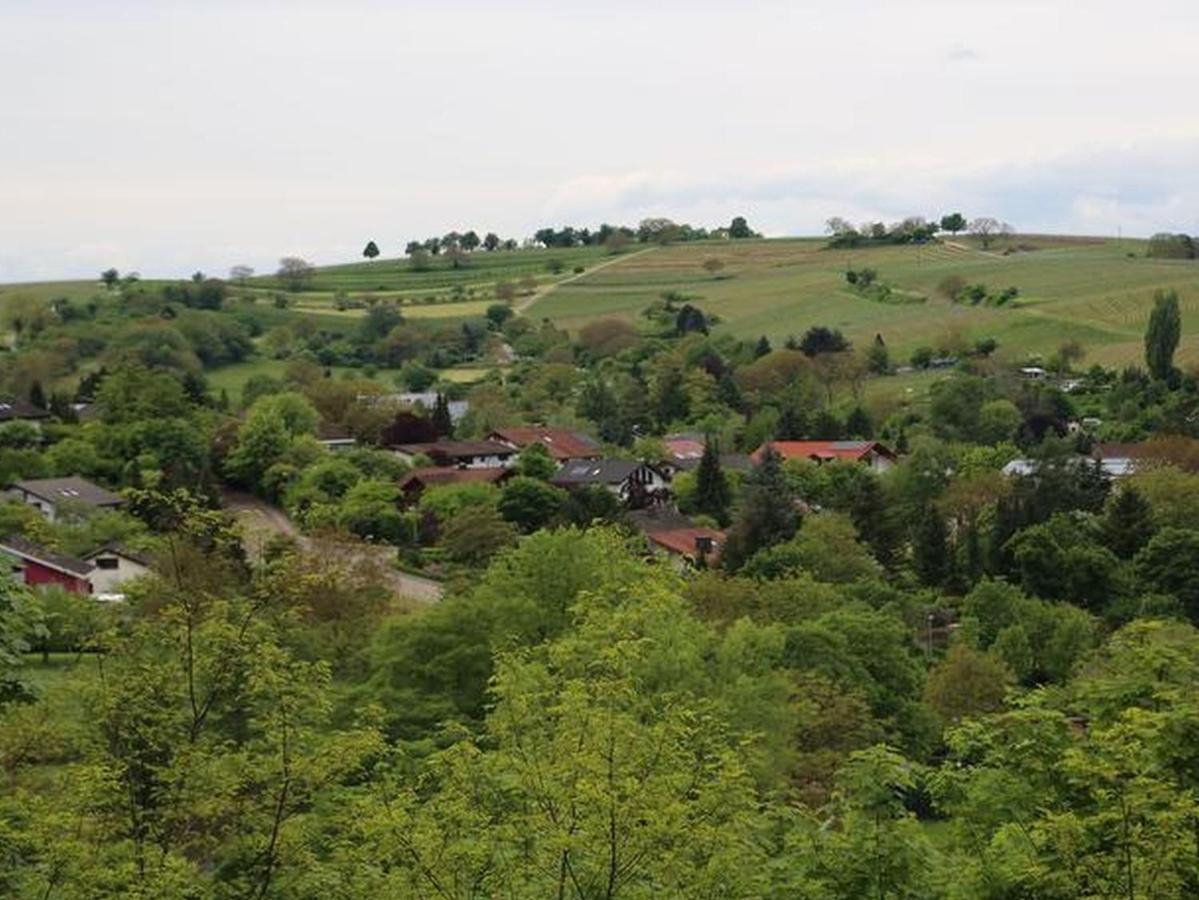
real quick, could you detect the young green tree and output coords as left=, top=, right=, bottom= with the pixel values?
left=940, top=211, right=966, bottom=234
left=497, top=476, right=566, bottom=533
left=1144, top=288, right=1181, bottom=379
left=515, top=441, right=557, bottom=480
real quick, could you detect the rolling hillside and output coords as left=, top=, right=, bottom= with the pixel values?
left=526, top=235, right=1199, bottom=366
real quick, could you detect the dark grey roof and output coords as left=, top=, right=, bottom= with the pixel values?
left=0, top=534, right=94, bottom=577
left=12, top=476, right=125, bottom=508
left=672, top=453, right=754, bottom=473
left=394, top=440, right=515, bottom=459
left=84, top=543, right=153, bottom=567
left=0, top=399, right=49, bottom=421
left=551, top=459, right=643, bottom=486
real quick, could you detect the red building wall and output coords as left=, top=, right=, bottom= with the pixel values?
left=22, top=561, right=92, bottom=594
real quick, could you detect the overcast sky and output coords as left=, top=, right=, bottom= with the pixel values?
left=2, top=0, right=1197, bottom=281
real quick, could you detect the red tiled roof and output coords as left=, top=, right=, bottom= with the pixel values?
left=399, top=467, right=511, bottom=490
left=752, top=440, right=895, bottom=463
left=490, top=427, right=602, bottom=461
left=646, top=527, right=724, bottom=562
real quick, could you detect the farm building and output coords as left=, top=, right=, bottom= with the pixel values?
left=5, top=476, right=126, bottom=522
left=488, top=426, right=602, bottom=463
left=754, top=440, right=897, bottom=472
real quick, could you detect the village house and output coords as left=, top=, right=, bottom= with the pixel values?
left=1002, top=447, right=1138, bottom=480
left=487, top=426, right=602, bottom=464
left=5, top=476, right=126, bottom=522
left=550, top=459, right=670, bottom=506
left=0, top=536, right=150, bottom=599
left=660, top=434, right=753, bottom=479
left=82, top=544, right=152, bottom=598
left=0, top=398, right=50, bottom=425
left=0, top=535, right=95, bottom=595
left=754, top=440, right=897, bottom=473
left=398, top=466, right=513, bottom=505
left=646, top=526, right=724, bottom=568
left=628, top=510, right=725, bottom=569
left=389, top=440, right=516, bottom=469
left=316, top=421, right=358, bottom=452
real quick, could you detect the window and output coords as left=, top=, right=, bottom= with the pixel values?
left=95, top=557, right=119, bottom=570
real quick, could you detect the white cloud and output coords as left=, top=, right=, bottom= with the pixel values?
left=0, top=0, right=1196, bottom=280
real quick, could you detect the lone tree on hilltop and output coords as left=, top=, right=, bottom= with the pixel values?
left=100, top=268, right=120, bottom=289
left=968, top=217, right=1013, bottom=250
left=1145, top=289, right=1181, bottom=380
left=940, top=212, right=966, bottom=235
left=363, top=240, right=380, bottom=261
left=729, top=216, right=755, bottom=239
left=277, top=257, right=314, bottom=292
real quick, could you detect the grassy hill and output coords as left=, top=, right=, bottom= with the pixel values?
left=526, top=235, right=1199, bottom=367
left=4, top=235, right=1197, bottom=398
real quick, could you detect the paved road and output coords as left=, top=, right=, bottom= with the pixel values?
left=222, top=490, right=443, bottom=604
left=514, top=246, right=657, bottom=314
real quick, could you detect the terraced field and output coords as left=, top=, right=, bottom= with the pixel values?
left=527, top=236, right=1199, bottom=366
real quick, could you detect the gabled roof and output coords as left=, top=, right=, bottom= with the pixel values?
left=489, top=426, right=602, bottom=461
left=11, top=476, right=125, bottom=508
left=753, top=440, right=896, bottom=463
left=399, top=467, right=511, bottom=490
left=550, top=458, right=645, bottom=486
left=83, top=543, right=153, bottom=567
left=646, top=527, right=724, bottom=562
left=0, top=399, right=49, bottom=422
left=0, top=534, right=94, bottom=578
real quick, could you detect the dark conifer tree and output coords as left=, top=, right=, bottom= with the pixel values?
left=431, top=393, right=454, bottom=438
left=694, top=437, right=732, bottom=526
left=722, top=447, right=798, bottom=570
left=913, top=505, right=950, bottom=587
left=28, top=380, right=46, bottom=410
left=754, top=335, right=772, bottom=358
left=1101, top=486, right=1156, bottom=559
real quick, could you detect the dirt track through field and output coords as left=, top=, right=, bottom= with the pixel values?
left=516, top=246, right=658, bottom=314
left=222, top=489, right=443, bottom=604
